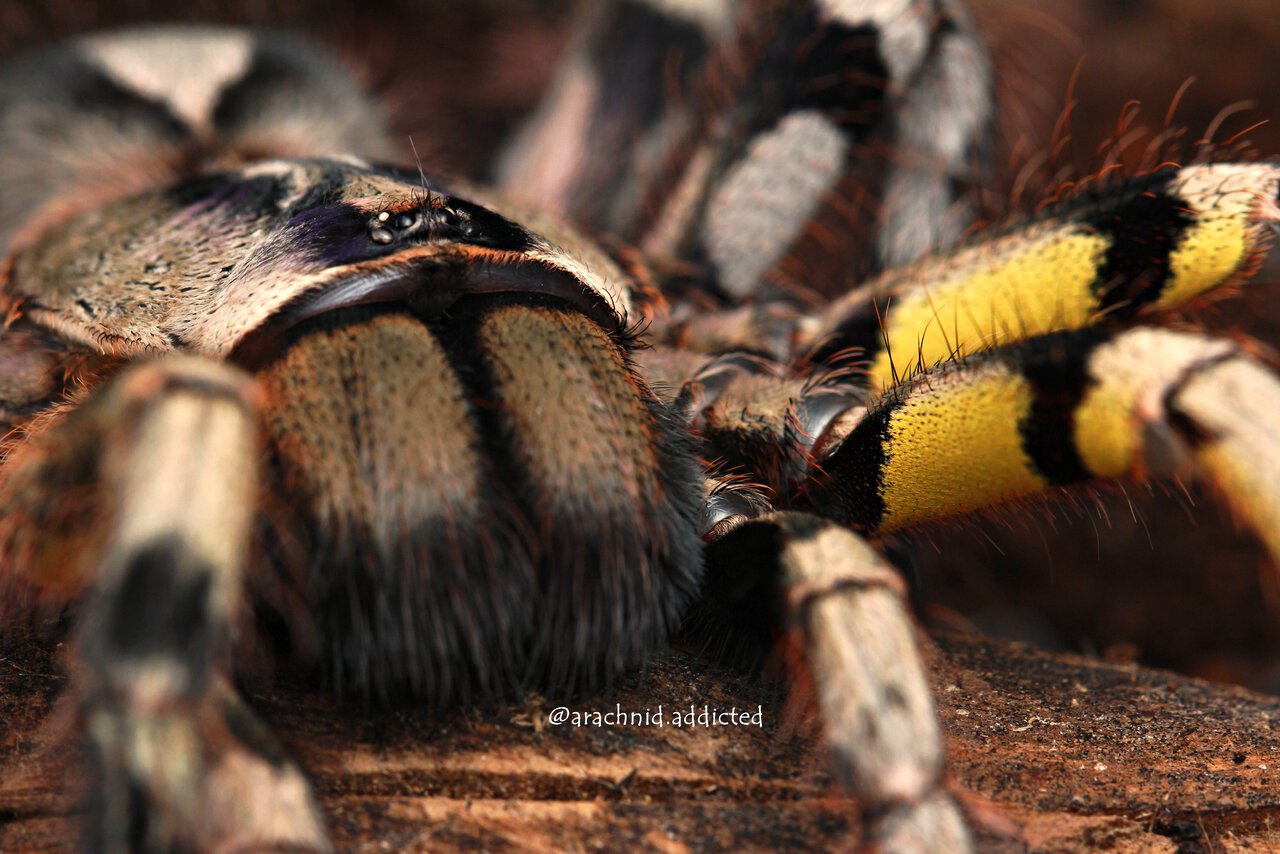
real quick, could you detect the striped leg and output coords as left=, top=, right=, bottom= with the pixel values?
left=499, top=0, right=991, bottom=302
left=804, top=326, right=1280, bottom=569
left=803, top=162, right=1280, bottom=388
left=494, top=0, right=735, bottom=234
left=701, top=511, right=969, bottom=852
left=641, top=0, right=992, bottom=302
left=685, top=326, right=1280, bottom=849
left=5, top=357, right=327, bottom=853
left=645, top=351, right=964, bottom=847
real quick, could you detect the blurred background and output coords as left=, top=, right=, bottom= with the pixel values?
left=1, top=0, right=1277, bottom=690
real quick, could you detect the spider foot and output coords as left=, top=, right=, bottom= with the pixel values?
left=83, top=679, right=328, bottom=854
left=854, top=791, right=970, bottom=854
left=698, top=510, right=973, bottom=853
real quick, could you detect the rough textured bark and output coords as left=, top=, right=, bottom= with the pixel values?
left=3, top=629, right=1279, bottom=852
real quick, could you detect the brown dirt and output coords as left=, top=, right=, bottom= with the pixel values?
left=4, top=630, right=1280, bottom=852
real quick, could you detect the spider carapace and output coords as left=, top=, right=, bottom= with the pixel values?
left=0, top=3, right=1277, bottom=852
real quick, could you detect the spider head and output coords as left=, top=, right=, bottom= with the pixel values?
left=5, top=155, right=701, bottom=705
left=8, top=157, right=632, bottom=361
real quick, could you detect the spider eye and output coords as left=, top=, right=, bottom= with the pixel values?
left=361, top=197, right=529, bottom=254
left=368, top=211, right=418, bottom=243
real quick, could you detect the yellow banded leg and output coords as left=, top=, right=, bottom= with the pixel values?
left=806, top=327, right=1280, bottom=571
left=62, top=357, right=327, bottom=853
left=804, top=163, right=1280, bottom=388
left=700, top=512, right=969, bottom=853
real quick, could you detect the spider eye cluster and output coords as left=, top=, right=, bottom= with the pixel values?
left=368, top=209, right=418, bottom=244
left=367, top=196, right=525, bottom=252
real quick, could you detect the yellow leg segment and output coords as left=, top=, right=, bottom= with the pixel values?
left=867, top=232, right=1107, bottom=388
left=876, top=362, right=1044, bottom=532
left=805, top=163, right=1280, bottom=390
left=809, top=327, right=1280, bottom=569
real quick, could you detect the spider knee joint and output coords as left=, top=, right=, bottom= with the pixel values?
left=85, top=536, right=220, bottom=703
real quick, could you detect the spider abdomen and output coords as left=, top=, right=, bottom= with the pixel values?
left=258, top=299, right=704, bottom=706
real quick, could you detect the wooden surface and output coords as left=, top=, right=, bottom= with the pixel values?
left=3, top=630, right=1280, bottom=852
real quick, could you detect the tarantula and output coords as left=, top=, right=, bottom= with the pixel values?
left=0, top=1, right=1278, bottom=851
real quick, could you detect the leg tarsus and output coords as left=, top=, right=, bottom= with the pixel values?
left=702, top=510, right=972, bottom=853
left=84, top=678, right=329, bottom=854
left=861, top=791, right=970, bottom=854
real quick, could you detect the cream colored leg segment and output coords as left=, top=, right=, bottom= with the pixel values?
left=1168, top=355, right=1280, bottom=563
left=1072, top=328, right=1280, bottom=566
left=78, top=355, right=329, bottom=854
left=775, top=511, right=969, bottom=853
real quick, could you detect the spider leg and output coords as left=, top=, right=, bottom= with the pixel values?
left=805, top=325, right=1280, bottom=566
left=803, top=162, right=1280, bottom=388
left=650, top=351, right=965, bottom=848
left=700, top=511, right=969, bottom=852
left=0, top=27, right=395, bottom=256
left=639, top=0, right=991, bottom=300
left=673, top=323, right=1280, bottom=850
left=494, top=0, right=732, bottom=234
left=498, top=0, right=991, bottom=301
left=2, top=356, right=327, bottom=852
left=1161, top=345, right=1280, bottom=560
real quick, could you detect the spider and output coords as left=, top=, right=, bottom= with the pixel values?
left=0, top=1, right=1277, bottom=852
